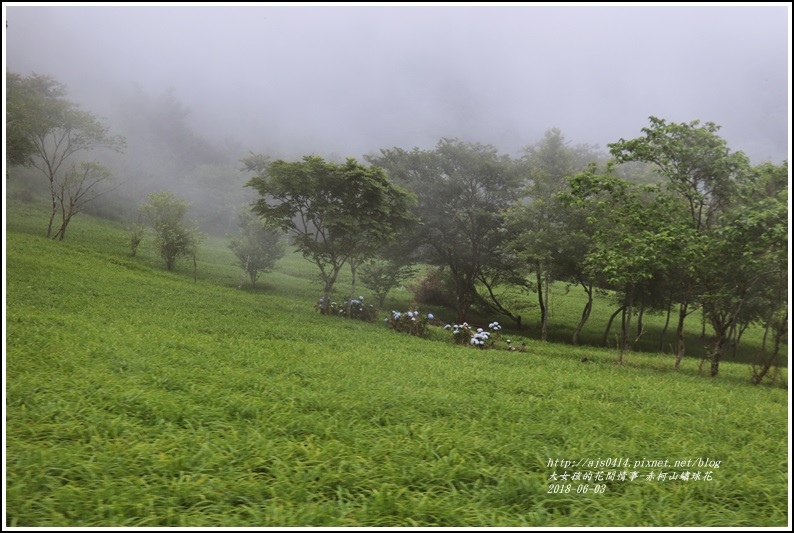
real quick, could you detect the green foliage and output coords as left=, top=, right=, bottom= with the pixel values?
left=316, top=295, right=378, bottom=322
left=247, top=155, right=417, bottom=313
left=52, top=161, right=117, bottom=241
left=511, top=129, right=604, bottom=276
left=519, top=127, right=604, bottom=198
left=607, top=117, right=785, bottom=376
left=6, top=72, right=66, bottom=167
left=228, top=208, right=286, bottom=289
left=240, top=151, right=272, bottom=175
left=697, top=174, right=788, bottom=376
left=384, top=308, right=431, bottom=337
left=4, top=199, right=788, bottom=526
left=359, top=258, right=417, bottom=308
left=368, top=139, right=522, bottom=322
left=126, top=223, right=146, bottom=257
left=139, top=191, right=202, bottom=271
left=441, top=321, right=517, bottom=351
left=608, top=116, right=749, bottom=233
left=6, top=71, right=126, bottom=239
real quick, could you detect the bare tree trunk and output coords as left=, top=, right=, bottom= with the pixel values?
left=54, top=214, right=73, bottom=241
left=635, top=301, right=645, bottom=346
left=731, top=322, right=749, bottom=360
left=572, top=282, right=593, bottom=345
left=478, top=274, right=523, bottom=329
left=674, top=301, right=689, bottom=369
left=622, top=286, right=635, bottom=353
left=455, top=278, right=474, bottom=323
left=544, top=268, right=550, bottom=333
left=347, top=258, right=358, bottom=318
left=709, top=329, right=728, bottom=377
left=536, top=263, right=548, bottom=341
left=659, top=296, right=672, bottom=352
left=752, top=312, right=787, bottom=385
left=602, top=305, right=626, bottom=347
left=726, top=321, right=737, bottom=360
left=47, top=194, right=58, bottom=238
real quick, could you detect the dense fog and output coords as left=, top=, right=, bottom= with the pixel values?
left=4, top=4, right=790, bottom=230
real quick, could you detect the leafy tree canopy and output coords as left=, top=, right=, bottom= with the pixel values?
left=246, top=155, right=417, bottom=311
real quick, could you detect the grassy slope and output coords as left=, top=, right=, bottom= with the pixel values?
left=4, top=200, right=790, bottom=527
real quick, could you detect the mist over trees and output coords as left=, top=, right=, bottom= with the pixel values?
left=367, top=139, right=524, bottom=323
left=4, top=65, right=788, bottom=382
left=6, top=72, right=126, bottom=239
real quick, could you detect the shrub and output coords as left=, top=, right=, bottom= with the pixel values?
left=408, top=267, right=455, bottom=308
left=386, top=311, right=527, bottom=352
left=359, top=259, right=417, bottom=308
left=228, top=209, right=286, bottom=289
left=384, top=308, right=432, bottom=337
left=127, top=223, right=146, bottom=257
left=443, top=321, right=517, bottom=350
left=316, top=296, right=377, bottom=322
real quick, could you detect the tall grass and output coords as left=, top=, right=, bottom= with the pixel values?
left=4, top=198, right=789, bottom=526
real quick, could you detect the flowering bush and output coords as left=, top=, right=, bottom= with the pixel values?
left=443, top=321, right=512, bottom=350
left=315, top=295, right=377, bottom=322
left=445, top=322, right=474, bottom=346
left=384, top=308, right=431, bottom=337
left=384, top=310, right=527, bottom=352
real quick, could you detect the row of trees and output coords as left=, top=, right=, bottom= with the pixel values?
left=241, top=123, right=787, bottom=379
left=6, top=71, right=787, bottom=379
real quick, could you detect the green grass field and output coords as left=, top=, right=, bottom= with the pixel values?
left=4, top=197, right=790, bottom=527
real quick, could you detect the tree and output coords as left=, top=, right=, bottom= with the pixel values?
left=539, top=189, right=599, bottom=345
left=697, top=164, right=788, bottom=377
left=246, top=156, right=417, bottom=313
left=127, top=223, right=146, bottom=257
left=52, top=161, right=117, bottom=241
left=240, top=152, right=272, bottom=175
left=332, top=159, right=419, bottom=314
left=565, top=166, right=689, bottom=362
left=139, top=191, right=202, bottom=271
left=5, top=72, right=126, bottom=238
left=608, top=117, right=750, bottom=366
left=746, top=161, right=789, bottom=384
left=509, top=129, right=604, bottom=338
left=228, top=208, right=286, bottom=289
left=6, top=71, right=51, bottom=167
left=359, top=257, right=417, bottom=309
left=609, top=116, right=748, bottom=235
left=367, top=138, right=521, bottom=322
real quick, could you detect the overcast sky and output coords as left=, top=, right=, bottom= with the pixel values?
left=3, top=3, right=791, bottom=163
